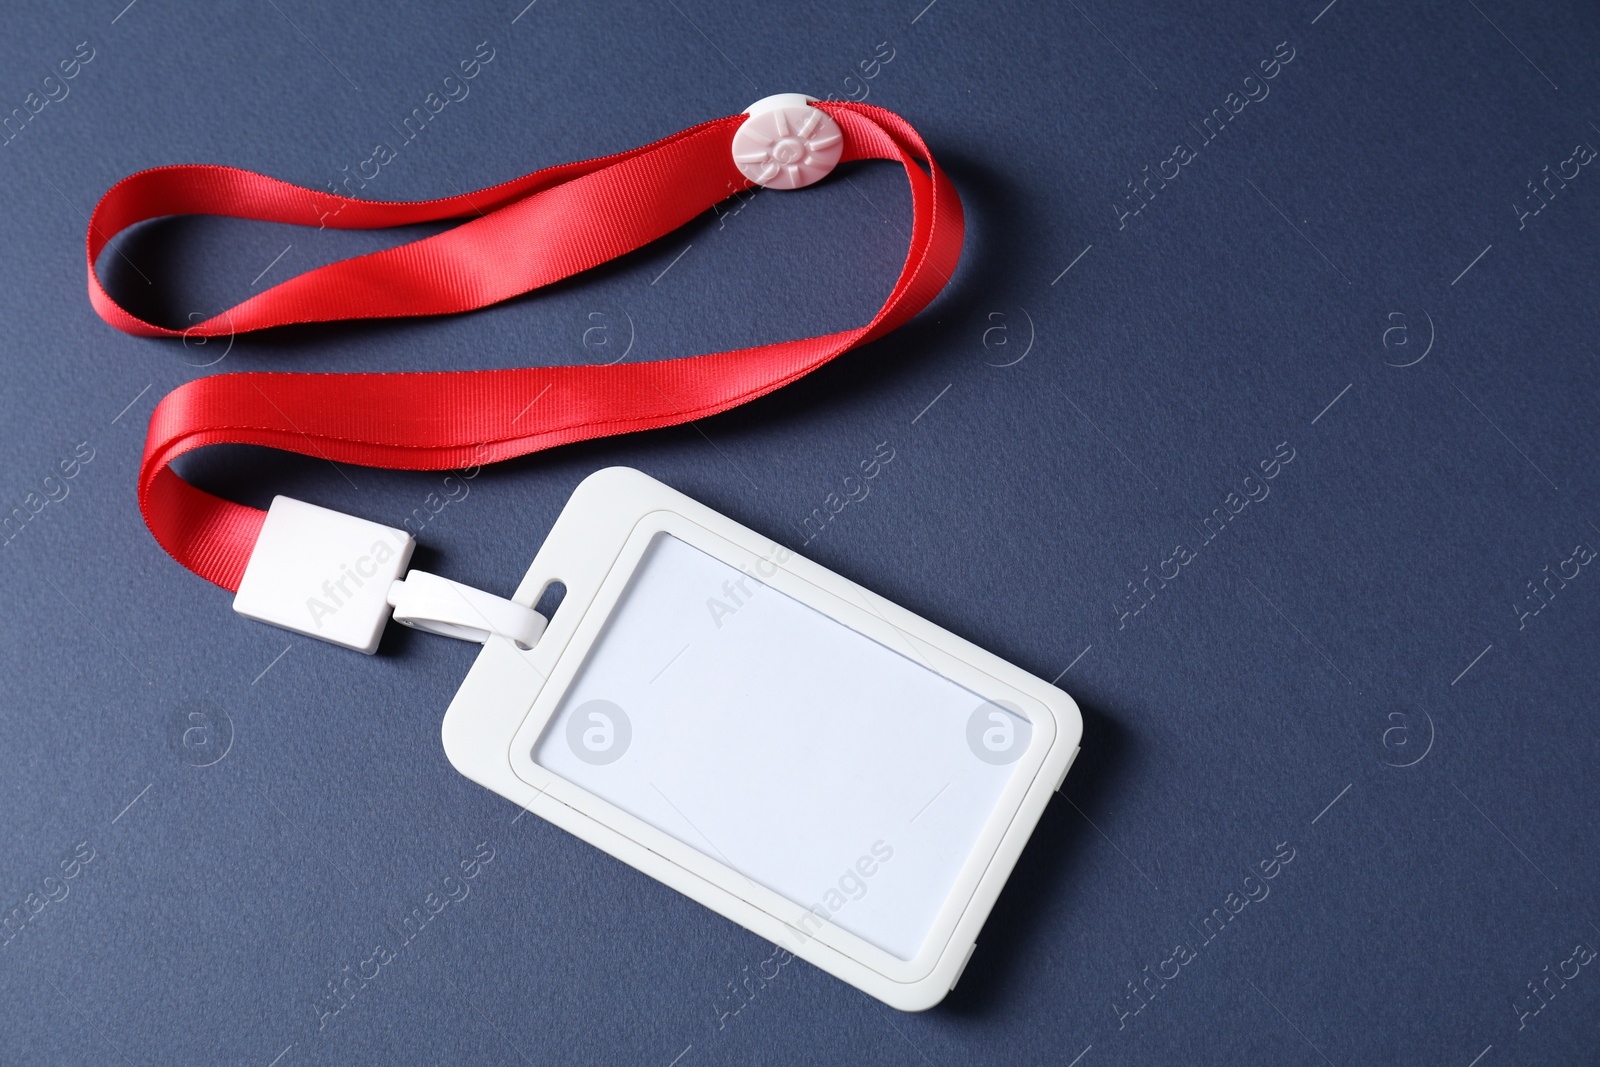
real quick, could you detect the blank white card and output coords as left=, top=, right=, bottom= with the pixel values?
left=533, top=534, right=1029, bottom=960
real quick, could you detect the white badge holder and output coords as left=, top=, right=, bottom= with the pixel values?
left=440, top=467, right=1081, bottom=1010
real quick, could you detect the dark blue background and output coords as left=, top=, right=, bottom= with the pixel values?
left=2, top=0, right=1597, bottom=1063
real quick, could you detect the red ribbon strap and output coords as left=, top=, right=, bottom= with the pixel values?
left=88, top=102, right=962, bottom=591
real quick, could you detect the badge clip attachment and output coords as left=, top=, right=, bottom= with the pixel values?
left=231, top=495, right=543, bottom=654
left=387, top=570, right=544, bottom=649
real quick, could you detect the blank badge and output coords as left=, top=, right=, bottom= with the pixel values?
left=443, top=467, right=1081, bottom=1009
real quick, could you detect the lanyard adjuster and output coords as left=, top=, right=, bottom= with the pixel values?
left=733, top=94, right=843, bottom=190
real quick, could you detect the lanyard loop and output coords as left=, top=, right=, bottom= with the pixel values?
left=88, top=102, right=963, bottom=591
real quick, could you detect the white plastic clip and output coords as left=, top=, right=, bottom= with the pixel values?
left=232, top=495, right=543, bottom=654
left=387, top=570, right=545, bottom=650
left=732, top=93, right=843, bottom=190
left=233, top=496, right=415, bottom=654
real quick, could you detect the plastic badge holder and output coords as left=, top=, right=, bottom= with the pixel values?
left=443, top=468, right=1081, bottom=1010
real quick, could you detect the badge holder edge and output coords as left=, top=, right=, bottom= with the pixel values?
left=441, top=466, right=1083, bottom=1010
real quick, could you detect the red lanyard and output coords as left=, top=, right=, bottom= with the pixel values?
left=87, top=101, right=962, bottom=592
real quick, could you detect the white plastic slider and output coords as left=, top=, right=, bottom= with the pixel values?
left=732, top=93, right=843, bottom=190
left=232, top=496, right=542, bottom=654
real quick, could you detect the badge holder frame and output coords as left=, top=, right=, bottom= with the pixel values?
left=442, top=467, right=1082, bottom=1010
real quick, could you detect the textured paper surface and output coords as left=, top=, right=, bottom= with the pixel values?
left=2, top=0, right=1597, bottom=1062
